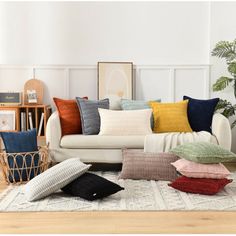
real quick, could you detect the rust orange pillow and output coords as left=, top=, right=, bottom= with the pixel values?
left=53, top=97, right=88, bottom=136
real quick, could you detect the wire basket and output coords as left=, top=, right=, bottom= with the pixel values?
left=0, top=146, right=49, bottom=184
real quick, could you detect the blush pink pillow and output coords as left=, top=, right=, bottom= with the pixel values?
left=171, top=159, right=230, bottom=179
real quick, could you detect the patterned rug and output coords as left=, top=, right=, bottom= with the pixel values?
left=1, top=171, right=236, bottom=212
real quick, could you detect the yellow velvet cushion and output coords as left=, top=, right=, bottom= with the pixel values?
left=149, top=100, right=192, bottom=133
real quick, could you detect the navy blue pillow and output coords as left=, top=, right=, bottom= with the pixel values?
left=1, top=129, right=39, bottom=182
left=183, top=96, right=219, bottom=133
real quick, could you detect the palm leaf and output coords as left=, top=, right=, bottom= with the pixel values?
left=228, top=62, right=236, bottom=75
left=212, top=76, right=234, bottom=92
left=211, top=41, right=235, bottom=60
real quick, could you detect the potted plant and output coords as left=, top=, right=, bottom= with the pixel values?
left=212, top=39, right=236, bottom=128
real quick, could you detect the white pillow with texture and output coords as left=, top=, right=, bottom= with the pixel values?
left=98, top=108, right=153, bottom=135
left=24, top=158, right=91, bottom=201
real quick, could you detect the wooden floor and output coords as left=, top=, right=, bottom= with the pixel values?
left=0, top=163, right=236, bottom=234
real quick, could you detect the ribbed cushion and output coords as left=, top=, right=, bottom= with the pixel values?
left=62, top=172, right=124, bottom=201
left=170, top=141, right=236, bottom=163
left=149, top=100, right=192, bottom=133
left=98, top=108, right=152, bottom=135
left=60, top=135, right=145, bottom=149
left=171, top=159, right=231, bottom=179
left=24, top=158, right=91, bottom=201
left=169, top=176, right=232, bottom=195
left=119, top=149, right=179, bottom=181
left=76, top=98, right=109, bottom=135
left=53, top=97, right=88, bottom=136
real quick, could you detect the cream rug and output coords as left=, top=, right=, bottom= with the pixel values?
left=1, top=171, right=236, bottom=212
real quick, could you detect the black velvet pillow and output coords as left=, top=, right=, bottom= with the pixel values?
left=61, top=172, right=124, bottom=201
left=183, top=96, right=219, bottom=133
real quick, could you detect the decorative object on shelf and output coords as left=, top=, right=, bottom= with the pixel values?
left=0, top=109, right=17, bottom=131
left=0, top=92, right=22, bottom=106
left=24, top=68, right=44, bottom=105
left=98, top=62, right=133, bottom=109
left=211, top=39, right=236, bottom=128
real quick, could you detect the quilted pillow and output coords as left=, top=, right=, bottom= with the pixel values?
left=119, top=149, right=179, bottom=181
left=62, top=172, right=124, bottom=201
left=53, top=97, right=88, bottom=136
left=1, top=129, right=39, bottom=182
left=149, top=100, right=192, bottom=133
left=25, top=158, right=91, bottom=201
left=76, top=97, right=109, bottom=135
left=171, top=159, right=231, bottom=179
left=169, top=176, right=232, bottom=195
left=183, top=96, right=219, bottom=133
left=98, top=108, right=152, bottom=135
left=170, top=141, right=236, bottom=163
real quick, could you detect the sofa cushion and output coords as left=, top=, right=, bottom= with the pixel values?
left=60, top=135, right=145, bottom=149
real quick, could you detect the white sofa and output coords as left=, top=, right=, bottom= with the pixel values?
left=46, top=112, right=232, bottom=163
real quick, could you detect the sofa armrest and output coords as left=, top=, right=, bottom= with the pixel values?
left=212, top=113, right=232, bottom=150
left=46, top=111, right=62, bottom=149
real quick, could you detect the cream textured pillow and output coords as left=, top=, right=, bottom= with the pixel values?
left=24, top=158, right=91, bottom=201
left=98, top=108, right=152, bottom=135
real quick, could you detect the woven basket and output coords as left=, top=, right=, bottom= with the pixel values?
left=0, top=147, right=49, bottom=184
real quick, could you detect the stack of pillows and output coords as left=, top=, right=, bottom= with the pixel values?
left=53, top=95, right=220, bottom=136
left=169, top=142, right=236, bottom=195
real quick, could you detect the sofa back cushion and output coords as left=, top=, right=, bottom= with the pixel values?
left=53, top=97, right=87, bottom=136
left=76, top=98, right=109, bottom=135
left=149, top=100, right=192, bottom=133
left=98, top=108, right=152, bottom=135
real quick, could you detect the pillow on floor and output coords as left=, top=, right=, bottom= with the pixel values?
left=183, top=96, right=219, bottom=133
left=149, top=100, right=192, bottom=133
left=169, top=176, right=232, bottom=195
left=62, top=172, right=124, bottom=201
left=53, top=97, right=88, bottom=136
left=170, top=141, right=236, bottom=163
left=98, top=108, right=152, bottom=135
left=24, top=158, right=91, bottom=201
left=1, top=129, right=39, bottom=182
left=120, top=98, right=161, bottom=129
left=119, top=149, right=179, bottom=181
left=171, top=159, right=231, bottom=179
left=76, top=97, right=109, bottom=135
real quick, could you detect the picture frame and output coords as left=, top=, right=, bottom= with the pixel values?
left=0, top=109, right=17, bottom=132
left=98, top=62, right=133, bottom=108
left=27, top=89, right=37, bottom=103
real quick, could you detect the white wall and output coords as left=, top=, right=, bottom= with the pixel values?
left=0, top=2, right=210, bottom=64
left=210, top=2, right=236, bottom=152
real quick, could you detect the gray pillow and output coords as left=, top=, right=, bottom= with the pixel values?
left=24, top=158, right=91, bottom=201
left=76, top=97, right=109, bottom=135
left=119, top=149, right=179, bottom=181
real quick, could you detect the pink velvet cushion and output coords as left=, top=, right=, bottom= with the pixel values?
left=171, top=159, right=230, bottom=179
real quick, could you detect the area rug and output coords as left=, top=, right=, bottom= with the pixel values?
left=1, top=171, right=236, bottom=212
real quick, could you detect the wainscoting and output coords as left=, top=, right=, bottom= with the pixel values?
left=0, top=64, right=210, bottom=111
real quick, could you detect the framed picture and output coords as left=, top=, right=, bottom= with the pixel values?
left=27, top=89, right=37, bottom=103
left=98, top=62, right=133, bottom=108
left=0, top=110, right=16, bottom=131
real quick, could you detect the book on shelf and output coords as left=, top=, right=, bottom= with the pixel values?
left=38, top=112, right=44, bottom=136
left=28, top=112, right=33, bottom=130
left=20, top=112, right=26, bottom=131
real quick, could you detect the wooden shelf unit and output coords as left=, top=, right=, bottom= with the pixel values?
left=0, top=105, right=52, bottom=138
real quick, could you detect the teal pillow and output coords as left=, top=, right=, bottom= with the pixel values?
left=170, top=142, right=236, bottom=164
left=121, top=99, right=161, bottom=129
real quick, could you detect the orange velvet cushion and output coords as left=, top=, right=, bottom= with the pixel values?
left=53, top=97, right=87, bottom=136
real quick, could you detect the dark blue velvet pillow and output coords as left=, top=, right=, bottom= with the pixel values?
left=183, top=96, right=219, bottom=133
left=1, top=129, right=39, bottom=182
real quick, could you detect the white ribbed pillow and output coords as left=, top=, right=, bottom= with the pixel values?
left=24, top=158, right=91, bottom=201
left=98, top=108, right=153, bottom=135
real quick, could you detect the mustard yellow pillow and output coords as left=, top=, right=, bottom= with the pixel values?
left=149, top=100, right=192, bottom=133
